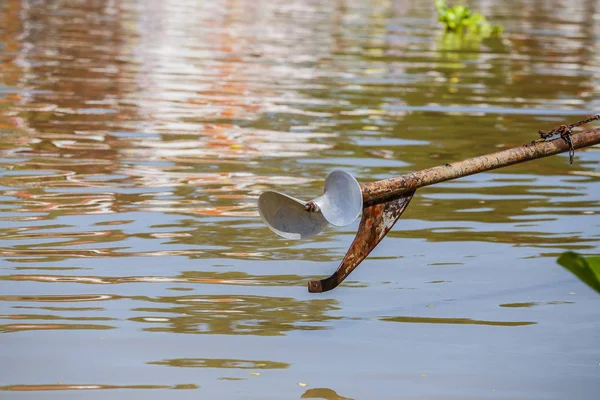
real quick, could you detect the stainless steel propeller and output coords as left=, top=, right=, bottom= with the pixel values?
left=258, top=170, right=362, bottom=240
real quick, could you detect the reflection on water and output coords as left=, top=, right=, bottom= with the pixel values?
left=149, top=358, right=290, bottom=369
left=301, top=388, right=354, bottom=400
left=499, top=301, right=574, bottom=308
left=1, top=270, right=313, bottom=286
left=1, top=323, right=115, bottom=333
left=0, top=383, right=198, bottom=391
left=380, top=316, right=536, bottom=326
left=130, top=294, right=339, bottom=335
left=0, top=294, right=116, bottom=302
left=1, top=0, right=599, bottom=398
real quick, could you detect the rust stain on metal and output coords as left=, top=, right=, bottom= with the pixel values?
left=308, top=193, right=414, bottom=293
left=303, top=201, right=320, bottom=213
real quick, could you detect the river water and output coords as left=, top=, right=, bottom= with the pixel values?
left=1, top=0, right=599, bottom=399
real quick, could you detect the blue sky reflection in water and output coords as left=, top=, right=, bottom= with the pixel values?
left=0, top=0, right=599, bottom=399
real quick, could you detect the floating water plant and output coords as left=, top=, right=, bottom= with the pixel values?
left=435, top=0, right=502, bottom=36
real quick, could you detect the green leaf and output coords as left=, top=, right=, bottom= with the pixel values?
left=557, top=252, right=600, bottom=294
left=586, top=257, right=600, bottom=280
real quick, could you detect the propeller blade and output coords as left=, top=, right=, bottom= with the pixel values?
left=257, top=191, right=328, bottom=240
left=257, top=170, right=363, bottom=239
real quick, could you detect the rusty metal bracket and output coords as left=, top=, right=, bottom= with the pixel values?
left=308, top=192, right=414, bottom=293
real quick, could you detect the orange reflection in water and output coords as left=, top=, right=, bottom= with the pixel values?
left=1, top=323, right=115, bottom=333
left=0, top=383, right=197, bottom=391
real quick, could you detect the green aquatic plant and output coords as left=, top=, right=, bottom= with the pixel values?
left=557, top=252, right=600, bottom=295
left=435, top=0, right=502, bottom=36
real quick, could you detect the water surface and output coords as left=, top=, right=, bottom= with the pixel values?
left=1, top=0, right=599, bottom=399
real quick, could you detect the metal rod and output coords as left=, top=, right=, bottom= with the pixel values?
left=360, top=128, right=600, bottom=206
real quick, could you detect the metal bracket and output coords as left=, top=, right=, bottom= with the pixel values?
left=308, top=192, right=414, bottom=293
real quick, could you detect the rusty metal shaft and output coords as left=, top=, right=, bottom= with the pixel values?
left=361, top=128, right=600, bottom=206
left=308, top=127, right=600, bottom=293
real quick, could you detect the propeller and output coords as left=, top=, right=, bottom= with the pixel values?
left=257, top=170, right=363, bottom=240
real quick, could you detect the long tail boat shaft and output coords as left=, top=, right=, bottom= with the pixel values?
left=306, top=127, right=600, bottom=292
left=258, top=125, right=600, bottom=293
